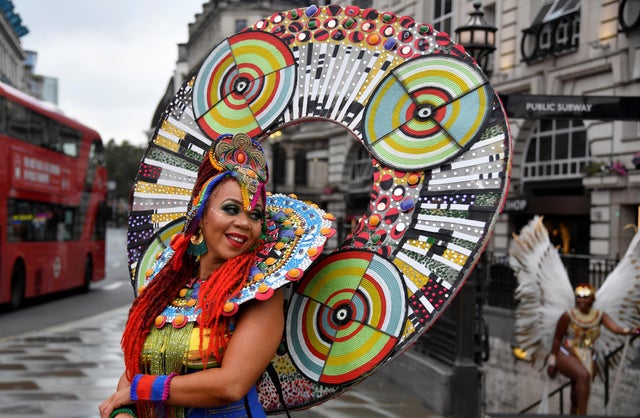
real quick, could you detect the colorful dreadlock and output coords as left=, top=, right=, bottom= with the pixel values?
left=121, top=133, right=269, bottom=380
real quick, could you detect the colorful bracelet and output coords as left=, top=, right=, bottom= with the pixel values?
left=130, top=373, right=178, bottom=402
left=110, top=406, right=136, bottom=418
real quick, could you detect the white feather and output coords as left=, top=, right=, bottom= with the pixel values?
left=509, top=216, right=574, bottom=369
left=593, top=228, right=640, bottom=372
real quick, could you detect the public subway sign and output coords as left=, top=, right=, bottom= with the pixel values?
left=499, top=94, right=640, bottom=121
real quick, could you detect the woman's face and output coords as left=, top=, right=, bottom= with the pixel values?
left=575, top=296, right=594, bottom=313
left=199, top=179, right=264, bottom=267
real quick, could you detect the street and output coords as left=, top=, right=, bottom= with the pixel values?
left=0, top=302, right=442, bottom=418
left=0, top=228, right=134, bottom=338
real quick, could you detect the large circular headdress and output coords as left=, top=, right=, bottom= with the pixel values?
left=127, top=3, right=511, bottom=413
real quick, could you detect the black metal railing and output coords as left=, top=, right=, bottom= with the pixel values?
left=604, top=333, right=640, bottom=407
left=415, top=303, right=458, bottom=366
left=484, top=252, right=618, bottom=310
left=518, top=380, right=570, bottom=414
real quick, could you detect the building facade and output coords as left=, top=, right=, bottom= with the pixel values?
left=0, top=0, right=28, bottom=88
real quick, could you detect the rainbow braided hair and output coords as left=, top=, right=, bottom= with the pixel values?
left=121, top=133, right=270, bottom=379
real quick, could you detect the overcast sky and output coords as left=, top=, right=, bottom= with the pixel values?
left=15, top=0, right=204, bottom=146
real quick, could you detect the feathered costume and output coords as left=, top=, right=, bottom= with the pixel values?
left=509, top=216, right=640, bottom=377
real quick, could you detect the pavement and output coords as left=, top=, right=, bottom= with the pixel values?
left=0, top=305, right=443, bottom=418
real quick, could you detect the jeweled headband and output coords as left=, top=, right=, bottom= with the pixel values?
left=184, top=133, right=269, bottom=236
left=574, top=284, right=595, bottom=299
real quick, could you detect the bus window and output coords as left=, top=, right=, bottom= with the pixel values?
left=6, top=100, right=30, bottom=144
left=89, top=139, right=105, bottom=166
left=0, top=97, right=5, bottom=133
left=7, top=199, right=78, bottom=242
left=94, top=201, right=108, bottom=241
left=59, top=125, right=81, bottom=157
left=30, top=111, right=49, bottom=150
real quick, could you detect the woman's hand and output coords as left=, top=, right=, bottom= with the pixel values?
left=98, top=387, right=132, bottom=418
left=624, top=327, right=640, bottom=336
left=546, top=353, right=558, bottom=378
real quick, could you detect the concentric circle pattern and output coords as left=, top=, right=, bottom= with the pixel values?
left=363, top=55, right=491, bottom=170
left=193, top=31, right=296, bottom=138
left=128, top=3, right=511, bottom=414
left=286, top=250, right=406, bottom=385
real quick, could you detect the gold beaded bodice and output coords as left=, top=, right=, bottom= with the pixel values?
left=566, top=308, right=602, bottom=350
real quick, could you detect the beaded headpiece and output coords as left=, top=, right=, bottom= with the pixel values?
left=574, top=283, right=595, bottom=299
left=184, top=133, right=269, bottom=236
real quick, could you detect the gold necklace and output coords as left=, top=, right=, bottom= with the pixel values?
left=569, top=308, right=600, bottom=327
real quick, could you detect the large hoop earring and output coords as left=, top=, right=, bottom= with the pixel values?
left=187, top=229, right=208, bottom=256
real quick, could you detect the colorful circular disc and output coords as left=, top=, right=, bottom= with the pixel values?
left=286, top=250, right=406, bottom=385
left=363, top=55, right=491, bottom=170
left=193, top=31, right=296, bottom=138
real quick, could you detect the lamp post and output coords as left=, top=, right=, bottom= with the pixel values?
left=455, top=1, right=497, bottom=76
left=448, top=7, right=496, bottom=417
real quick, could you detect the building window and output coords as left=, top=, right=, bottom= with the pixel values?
left=522, top=119, right=588, bottom=182
left=347, top=145, right=374, bottom=194
left=294, top=150, right=307, bottom=186
left=272, top=143, right=286, bottom=186
left=432, top=0, right=453, bottom=35
left=521, top=0, right=581, bottom=62
left=235, top=19, right=247, bottom=33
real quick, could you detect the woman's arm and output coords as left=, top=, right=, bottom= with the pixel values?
left=166, top=288, right=285, bottom=407
left=98, top=372, right=133, bottom=417
left=116, top=372, right=130, bottom=390
left=601, top=312, right=640, bottom=335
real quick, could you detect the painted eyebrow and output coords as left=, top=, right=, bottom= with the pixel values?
left=221, top=198, right=243, bottom=205
left=220, top=198, right=264, bottom=213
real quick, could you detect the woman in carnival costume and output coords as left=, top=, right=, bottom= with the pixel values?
left=546, top=283, right=639, bottom=415
left=100, top=133, right=285, bottom=418
left=511, top=216, right=640, bottom=416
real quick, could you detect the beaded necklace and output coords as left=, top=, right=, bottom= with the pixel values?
left=568, top=308, right=601, bottom=328
left=154, top=277, right=204, bottom=329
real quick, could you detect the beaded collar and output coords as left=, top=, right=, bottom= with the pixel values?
left=154, top=277, right=203, bottom=329
left=568, top=308, right=602, bottom=328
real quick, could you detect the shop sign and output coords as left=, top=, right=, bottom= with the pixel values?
left=504, top=198, right=528, bottom=212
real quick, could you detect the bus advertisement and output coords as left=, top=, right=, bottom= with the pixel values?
left=0, top=81, right=108, bottom=309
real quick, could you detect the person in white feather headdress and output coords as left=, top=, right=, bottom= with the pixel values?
left=509, top=216, right=640, bottom=415
left=546, top=283, right=639, bottom=415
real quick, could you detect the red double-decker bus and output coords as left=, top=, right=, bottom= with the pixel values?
left=0, top=81, right=108, bottom=309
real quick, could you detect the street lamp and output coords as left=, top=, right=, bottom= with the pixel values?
left=455, top=1, right=497, bottom=76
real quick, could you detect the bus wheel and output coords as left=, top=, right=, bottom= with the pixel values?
left=82, top=257, right=93, bottom=293
left=10, top=264, right=25, bottom=310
